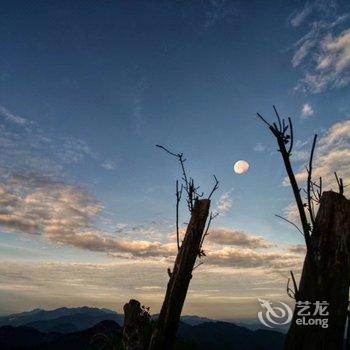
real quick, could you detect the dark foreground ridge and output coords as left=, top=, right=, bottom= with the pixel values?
left=0, top=307, right=285, bottom=350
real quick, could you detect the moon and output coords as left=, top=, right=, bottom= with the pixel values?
left=234, top=160, right=250, bottom=174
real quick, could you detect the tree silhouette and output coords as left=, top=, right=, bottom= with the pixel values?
left=258, top=107, right=350, bottom=350
left=123, top=146, right=219, bottom=350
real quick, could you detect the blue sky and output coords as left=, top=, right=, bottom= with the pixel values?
left=0, top=0, right=350, bottom=318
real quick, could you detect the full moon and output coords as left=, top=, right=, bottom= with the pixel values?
left=234, top=160, right=250, bottom=174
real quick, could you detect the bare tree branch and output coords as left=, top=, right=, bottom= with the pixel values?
left=208, top=175, right=219, bottom=199
left=306, top=135, right=318, bottom=227
left=157, top=144, right=219, bottom=214
left=199, top=211, right=219, bottom=256
left=275, top=214, right=304, bottom=237
left=257, top=107, right=312, bottom=252
left=192, top=262, right=204, bottom=271
left=287, top=270, right=299, bottom=300
left=335, top=172, right=344, bottom=195
left=176, top=180, right=183, bottom=250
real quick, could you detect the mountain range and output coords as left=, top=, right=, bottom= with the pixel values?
left=0, top=307, right=285, bottom=349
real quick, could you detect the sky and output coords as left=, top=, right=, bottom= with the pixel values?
left=0, top=0, right=350, bottom=319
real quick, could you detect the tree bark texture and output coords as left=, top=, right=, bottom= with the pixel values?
left=123, top=299, right=149, bottom=350
left=148, top=199, right=210, bottom=350
left=285, top=191, right=350, bottom=350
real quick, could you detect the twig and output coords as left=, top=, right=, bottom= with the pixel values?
left=275, top=214, right=304, bottom=237
left=287, top=271, right=299, bottom=300
left=257, top=108, right=312, bottom=253
left=290, top=270, right=298, bottom=294
left=306, top=135, right=317, bottom=226
left=192, top=262, right=204, bottom=271
left=199, top=211, right=219, bottom=255
left=176, top=180, right=183, bottom=250
left=208, top=175, right=219, bottom=199
left=334, top=172, right=344, bottom=195
left=156, top=144, right=198, bottom=212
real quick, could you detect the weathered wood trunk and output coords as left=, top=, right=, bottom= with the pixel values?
left=123, top=299, right=149, bottom=350
left=148, top=199, right=210, bottom=350
left=285, top=191, right=350, bottom=350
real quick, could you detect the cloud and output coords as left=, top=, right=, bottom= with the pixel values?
left=290, top=0, right=339, bottom=28
left=58, top=137, right=97, bottom=164
left=207, top=229, right=271, bottom=249
left=293, top=119, right=350, bottom=195
left=206, top=247, right=301, bottom=269
left=0, top=105, right=28, bottom=126
left=290, top=2, right=314, bottom=27
left=0, top=171, right=303, bottom=273
left=287, top=244, right=306, bottom=254
left=0, top=173, right=177, bottom=259
left=301, top=103, right=314, bottom=118
left=216, top=190, right=232, bottom=214
left=102, top=160, right=117, bottom=170
left=254, top=143, right=266, bottom=152
left=283, top=119, right=350, bottom=223
left=0, top=260, right=297, bottom=317
left=292, top=40, right=315, bottom=67
left=0, top=105, right=116, bottom=176
left=291, top=9, right=350, bottom=93
left=283, top=202, right=301, bottom=224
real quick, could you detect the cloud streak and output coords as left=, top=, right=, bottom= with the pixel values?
left=207, top=228, right=271, bottom=249
left=283, top=119, right=350, bottom=223
left=0, top=172, right=303, bottom=271
left=290, top=1, right=350, bottom=93
left=0, top=105, right=29, bottom=126
left=293, top=119, right=350, bottom=194
left=0, top=173, right=179, bottom=259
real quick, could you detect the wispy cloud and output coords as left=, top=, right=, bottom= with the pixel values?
left=283, top=119, right=350, bottom=223
left=254, top=143, right=266, bottom=153
left=207, top=228, right=272, bottom=249
left=0, top=105, right=29, bottom=127
left=287, top=244, right=306, bottom=254
left=293, top=119, right=350, bottom=194
left=0, top=173, right=177, bottom=259
left=206, top=246, right=301, bottom=269
left=102, top=160, right=117, bottom=170
left=301, top=103, right=314, bottom=118
left=0, top=259, right=297, bottom=316
left=0, top=105, right=115, bottom=175
left=290, top=1, right=350, bottom=93
left=216, top=190, right=232, bottom=214
left=0, top=171, right=303, bottom=271
left=290, top=2, right=314, bottom=27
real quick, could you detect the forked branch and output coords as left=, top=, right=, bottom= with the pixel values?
left=156, top=144, right=203, bottom=212
left=199, top=211, right=219, bottom=257
left=287, top=270, right=299, bottom=300
left=257, top=107, right=312, bottom=252
left=335, top=172, right=344, bottom=195
left=176, top=180, right=183, bottom=250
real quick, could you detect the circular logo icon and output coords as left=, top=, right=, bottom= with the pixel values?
left=257, top=298, right=293, bottom=328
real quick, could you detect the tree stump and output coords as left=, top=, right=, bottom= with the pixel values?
left=148, top=199, right=210, bottom=350
left=285, top=191, right=350, bottom=350
left=123, top=299, right=149, bottom=350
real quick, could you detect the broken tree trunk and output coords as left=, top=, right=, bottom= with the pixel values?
left=123, top=299, right=150, bottom=350
left=148, top=199, right=210, bottom=350
left=285, top=191, right=350, bottom=350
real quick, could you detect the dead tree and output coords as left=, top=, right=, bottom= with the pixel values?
left=123, top=300, right=150, bottom=350
left=258, top=107, right=350, bottom=350
left=146, top=146, right=218, bottom=350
